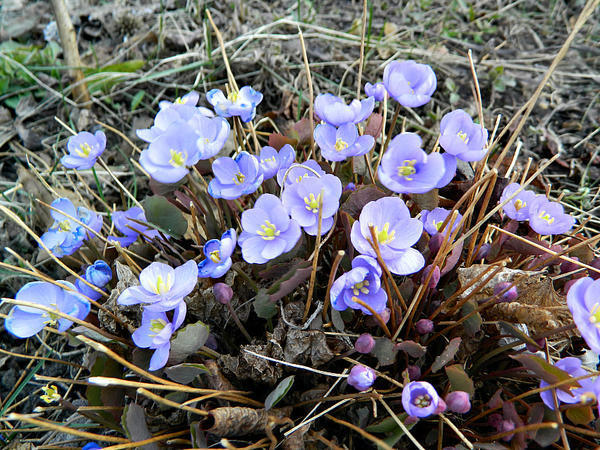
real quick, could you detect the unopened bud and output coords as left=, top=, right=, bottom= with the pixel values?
left=86, top=260, right=112, bottom=287
left=355, top=333, right=375, bottom=354
left=500, top=420, right=515, bottom=441
left=429, top=233, right=444, bottom=253
left=344, top=182, right=356, bottom=192
left=445, top=391, right=471, bottom=413
left=590, top=258, right=600, bottom=280
left=420, top=265, right=440, bottom=290
left=407, top=365, right=421, bottom=381
left=347, top=364, right=376, bottom=391
left=493, top=282, right=518, bottom=303
left=213, top=283, right=233, bottom=305
left=416, top=319, right=434, bottom=335
left=488, top=413, right=503, bottom=428
left=434, top=398, right=447, bottom=414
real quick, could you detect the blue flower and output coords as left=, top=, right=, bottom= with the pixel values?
left=528, top=196, right=575, bottom=235
left=259, top=144, right=295, bottom=180
left=567, top=277, right=600, bottom=354
left=402, top=381, right=440, bottom=418
left=331, top=256, right=387, bottom=315
left=82, top=443, right=102, bottom=450
left=439, top=110, right=488, bottom=162
left=158, top=91, right=200, bottom=109
left=61, top=130, right=106, bottom=170
left=193, top=115, right=230, bottom=160
left=75, top=260, right=112, bottom=301
left=365, top=82, right=386, bottom=102
left=539, top=357, right=598, bottom=410
left=314, top=93, right=374, bottom=127
left=198, top=229, right=237, bottom=278
left=207, top=86, right=263, bottom=123
left=276, top=160, right=325, bottom=187
left=108, top=206, right=163, bottom=247
left=208, top=152, right=263, bottom=200
left=132, top=309, right=180, bottom=371
left=500, top=183, right=537, bottom=221
left=314, top=123, right=375, bottom=162
left=348, top=364, right=376, bottom=391
left=4, top=281, right=90, bottom=338
left=421, top=207, right=463, bottom=236
left=383, top=60, right=437, bottom=108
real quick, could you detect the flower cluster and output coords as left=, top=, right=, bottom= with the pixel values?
left=331, top=256, right=387, bottom=315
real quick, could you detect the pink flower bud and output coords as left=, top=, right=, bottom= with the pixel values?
left=416, top=318, right=434, bottom=335
left=525, top=338, right=545, bottom=353
left=407, top=365, right=421, bottom=381
left=429, top=233, right=444, bottom=253
left=213, top=283, right=233, bottom=305
left=493, top=282, right=517, bottom=303
left=434, top=398, right=447, bottom=414
left=420, top=264, right=440, bottom=290
left=445, top=391, right=471, bottom=413
left=355, top=333, right=375, bottom=354
left=347, top=364, right=376, bottom=391
left=488, top=413, right=503, bottom=428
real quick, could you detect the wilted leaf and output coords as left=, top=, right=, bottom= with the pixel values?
left=534, top=406, right=561, bottom=447
left=445, top=364, right=474, bottom=396
left=292, top=118, right=313, bottom=147
left=498, top=321, right=541, bottom=349
left=432, top=337, right=461, bottom=372
left=395, top=340, right=426, bottom=358
left=566, top=405, right=594, bottom=425
left=268, top=133, right=296, bottom=150
left=143, top=195, right=188, bottom=238
left=364, top=113, right=384, bottom=138
left=265, top=375, right=294, bottom=410
left=341, top=186, right=387, bottom=217
left=461, top=300, right=482, bottom=336
left=253, top=289, right=278, bottom=319
left=122, top=403, right=158, bottom=450
left=511, top=354, right=580, bottom=393
left=372, top=338, right=398, bottom=366
left=268, top=261, right=312, bottom=302
left=169, top=321, right=210, bottom=364
left=164, top=363, right=209, bottom=384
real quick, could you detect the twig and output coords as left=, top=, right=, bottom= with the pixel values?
left=298, top=26, right=316, bottom=160
left=303, top=189, right=324, bottom=322
left=322, top=250, right=345, bottom=322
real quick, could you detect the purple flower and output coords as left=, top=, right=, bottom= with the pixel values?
left=567, top=277, right=600, bottom=354
left=207, top=86, right=263, bottom=123
left=500, top=183, right=537, bottom=221
left=281, top=174, right=342, bottom=235
left=82, top=444, right=102, bottom=450
left=351, top=197, right=424, bottom=275
left=378, top=133, right=446, bottom=194
left=436, top=153, right=457, bottom=189
left=132, top=310, right=179, bottom=371
left=355, top=333, right=375, bottom=353
left=117, top=261, right=197, bottom=318
left=314, top=93, right=374, bottom=127
left=539, top=357, right=598, bottom=409
left=314, top=123, right=375, bottom=162
left=439, top=110, right=488, bottom=162
left=192, top=115, right=231, bottom=160
left=276, top=160, right=325, bottom=187
left=238, top=194, right=301, bottom=264
left=158, top=91, right=200, bottom=110
left=365, top=82, right=386, bottom=102
left=198, top=229, right=236, bottom=278
left=421, top=207, right=463, bottom=236
left=445, top=391, right=471, bottom=414
left=347, top=364, right=376, bottom=391
left=4, top=281, right=90, bottom=338
left=61, top=130, right=106, bottom=170
left=415, top=319, right=434, bottom=334
left=259, top=144, right=295, bottom=180
left=402, top=381, right=440, bottom=418
left=208, top=152, right=263, bottom=200
left=108, top=206, right=162, bottom=247
left=75, top=260, right=112, bottom=301
left=493, top=282, right=518, bottom=303
left=528, top=196, right=575, bottom=235
left=383, top=60, right=437, bottom=108
left=330, top=255, right=387, bottom=315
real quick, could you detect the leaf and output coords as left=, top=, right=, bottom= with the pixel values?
left=411, top=189, right=439, bottom=211
left=445, top=364, right=474, bottom=396
left=168, top=321, right=210, bottom=364
left=510, top=354, right=580, bottom=393
left=253, top=289, right=278, bottom=319
left=164, top=363, right=209, bottom=384
left=265, top=375, right=295, bottom=410
left=268, top=133, right=297, bottom=150
left=331, top=308, right=345, bottom=332
left=567, top=405, right=596, bottom=425
left=121, top=403, right=158, bottom=450
left=498, top=320, right=541, bottom=349
left=366, top=416, right=402, bottom=433
left=130, top=90, right=145, bottom=112
left=86, top=353, right=124, bottom=424
left=461, top=300, right=482, bottom=336
left=364, top=113, right=383, bottom=138
left=395, top=340, right=426, bottom=358
left=341, top=186, right=387, bottom=217
left=291, top=118, right=313, bottom=147
left=372, top=338, right=398, bottom=366
left=534, top=406, right=561, bottom=447
left=526, top=403, right=544, bottom=439
left=143, top=195, right=188, bottom=238
left=268, top=261, right=312, bottom=302
left=190, top=422, right=207, bottom=448
left=431, top=337, right=461, bottom=373
left=441, top=239, right=463, bottom=276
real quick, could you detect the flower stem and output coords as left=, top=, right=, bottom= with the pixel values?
left=226, top=302, right=252, bottom=343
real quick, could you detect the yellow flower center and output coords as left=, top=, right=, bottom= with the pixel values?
left=374, top=222, right=395, bottom=245
left=209, top=250, right=221, bottom=263
left=457, top=130, right=470, bottom=144
left=538, top=211, right=555, bottom=225
left=397, top=160, right=417, bottom=180
left=352, top=279, right=370, bottom=296
left=58, top=219, right=72, bottom=232
left=174, top=97, right=185, bottom=104
left=153, top=274, right=173, bottom=294
left=261, top=156, right=276, bottom=165
left=228, top=91, right=239, bottom=102
left=233, top=172, right=246, bottom=185
left=75, top=142, right=92, bottom=157
left=169, top=149, right=187, bottom=168
left=149, top=318, right=167, bottom=336
left=257, top=220, right=280, bottom=241
left=296, top=173, right=309, bottom=183
left=433, top=220, right=444, bottom=232
left=414, top=394, right=432, bottom=408
left=514, top=199, right=526, bottom=211
left=40, top=385, right=61, bottom=404
left=589, top=303, right=600, bottom=327
left=304, top=192, right=321, bottom=213
left=335, top=138, right=349, bottom=152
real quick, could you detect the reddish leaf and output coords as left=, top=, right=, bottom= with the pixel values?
left=441, top=239, right=463, bottom=276
left=364, top=113, right=383, bottom=138
left=432, top=337, right=461, bottom=372
left=445, top=364, right=475, bottom=396
left=292, top=118, right=314, bottom=147
left=511, top=354, right=581, bottom=393
left=268, top=133, right=297, bottom=150
left=341, top=186, right=387, bottom=218
left=395, top=340, right=426, bottom=358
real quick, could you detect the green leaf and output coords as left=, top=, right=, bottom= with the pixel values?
left=143, top=195, right=188, bottom=238
left=130, top=90, right=145, bottom=112
left=461, top=300, right=482, bottom=336
left=164, top=363, right=209, bottom=384
left=511, top=354, right=581, bottom=393
left=445, top=364, right=475, bottom=396
left=169, top=321, right=210, bottom=364
left=372, top=338, right=398, bottom=366
left=122, top=403, right=158, bottom=450
left=566, top=405, right=594, bottom=425
left=253, top=289, right=278, bottom=319
left=265, top=375, right=294, bottom=410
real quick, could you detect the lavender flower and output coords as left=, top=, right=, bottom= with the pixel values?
left=117, top=261, right=197, bottom=320
left=347, top=364, right=376, bottom=391
left=281, top=174, right=342, bottom=235
left=276, top=160, right=325, bottom=187
left=238, top=194, right=301, bottom=264
left=61, top=130, right=106, bottom=170
left=421, top=207, right=463, bottom=236
left=259, top=144, right=295, bottom=180
left=383, top=60, right=437, bottom=108
left=500, top=183, right=537, bottom=221
left=208, top=152, right=263, bottom=200
left=439, top=110, right=488, bottom=162
left=314, top=93, right=374, bottom=127
left=402, top=381, right=440, bottom=418
left=75, top=260, right=112, bottom=301
left=4, top=281, right=90, bottom=338
left=314, top=123, right=374, bottom=162
left=330, top=255, right=387, bottom=315
left=493, top=282, right=518, bottom=303
left=132, top=310, right=178, bottom=371
left=158, top=91, right=200, bottom=109
left=192, top=115, right=231, bottom=160
left=108, top=206, right=162, bottom=247
left=351, top=197, right=424, bottom=275
left=198, top=229, right=237, bottom=278
left=82, top=443, right=102, bottom=450
left=567, top=277, right=600, bottom=354
left=365, top=82, right=386, bottom=101
left=436, top=153, right=457, bottom=189
left=539, top=357, right=598, bottom=409
left=528, top=196, right=575, bottom=235
left=378, top=133, right=445, bottom=194
left=207, top=86, right=263, bottom=123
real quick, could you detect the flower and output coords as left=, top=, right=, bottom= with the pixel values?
left=213, top=283, right=233, bottom=305
left=365, top=82, right=386, bottom=101
left=402, top=381, right=440, bottom=418
left=40, top=198, right=102, bottom=257
left=351, top=197, right=424, bottom=275
left=445, top=391, right=471, bottom=414
left=528, top=196, right=575, bottom=235
left=347, top=364, right=376, bottom=391
left=4, top=281, right=90, bottom=338
left=355, top=333, right=375, bottom=353
left=378, top=133, right=446, bottom=194
left=314, top=93, right=374, bottom=127
left=500, top=183, right=537, bottom=221
left=117, top=261, right=197, bottom=319
left=198, top=229, right=237, bottom=278
left=40, top=384, right=61, bottom=403
left=436, top=153, right=457, bottom=189
left=383, top=60, right=437, bottom=108
left=539, top=357, right=598, bottom=409
left=493, top=282, right=518, bottom=303
left=439, top=110, right=488, bottom=162
left=276, top=160, right=325, bottom=187
left=61, top=130, right=106, bottom=170
left=238, top=194, right=301, bottom=264
left=75, top=260, right=112, bottom=301
left=108, top=206, right=163, bottom=247
left=314, top=123, right=374, bottom=162
left=158, top=91, right=200, bottom=109
left=421, top=207, right=463, bottom=236
left=330, top=255, right=387, bottom=315
left=132, top=310, right=178, bottom=371
left=82, top=444, right=102, bottom=450
left=208, top=152, right=263, bottom=200
left=207, top=86, right=263, bottom=123
left=193, top=115, right=231, bottom=160
left=415, top=319, right=434, bottom=334
left=259, top=144, right=295, bottom=180
left=567, top=277, right=600, bottom=354
left=281, top=174, right=342, bottom=235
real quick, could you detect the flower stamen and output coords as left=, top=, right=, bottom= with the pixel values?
left=75, top=143, right=92, bottom=157
left=374, top=222, right=395, bottom=245
left=335, top=138, right=349, bottom=152
left=304, top=193, right=321, bottom=213
left=397, top=159, right=417, bottom=180
left=169, top=149, right=187, bottom=168
left=257, top=220, right=280, bottom=241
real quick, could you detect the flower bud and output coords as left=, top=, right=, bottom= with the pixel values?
left=344, top=182, right=356, bottom=192
left=500, top=420, right=515, bottom=441
left=85, top=260, right=112, bottom=287
left=407, top=365, right=421, bottom=381
left=560, top=257, right=579, bottom=274
left=213, top=283, right=233, bottom=305
left=493, top=282, right=517, bottom=303
left=420, top=265, right=440, bottom=290
left=475, top=243, right=491, bottom=260
left=355, top=333, right=375, bottom=354
left=428, top=233, right=444, bottom=253
left=416, top=318, right=434, bottom=335
left=434, top=398, right=447, bottom=414
left=445, top=391, right=471, bottom=413
left=526, top=338, right=545, bottom=353
left=347, top=364, right=376, bottom=391
left=405, top=415, right=419, bottom=425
